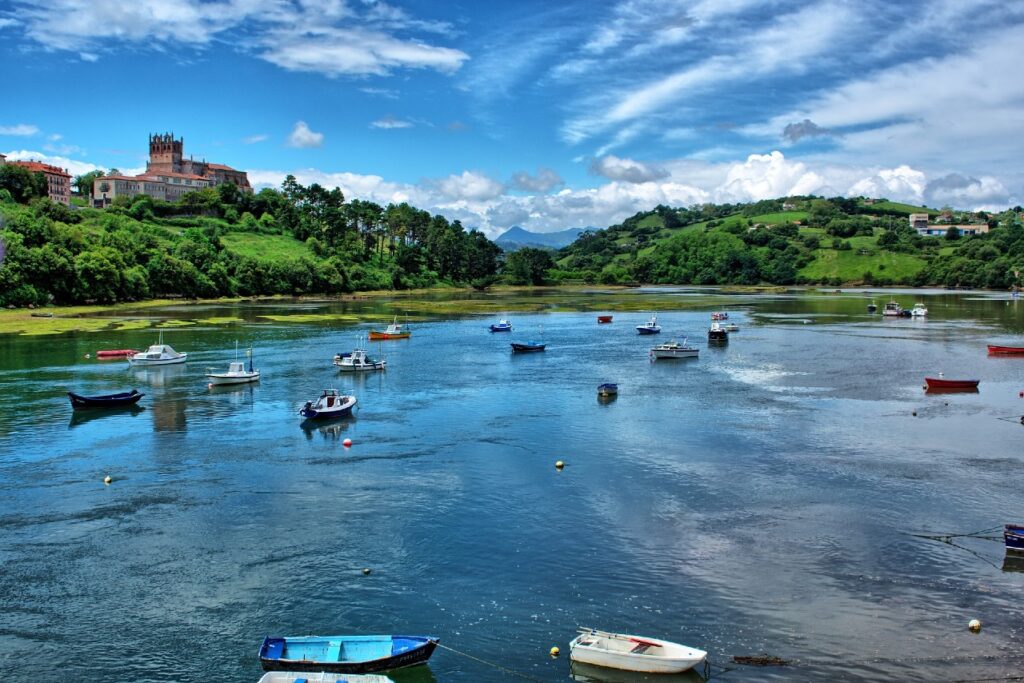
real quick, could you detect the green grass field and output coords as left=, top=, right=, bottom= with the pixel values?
left=749, top=211, right=808, bottom=224
left=220, top=232, right=314, bottom=260
left=799, top=243, right=926, bottom=282
left=865, top=200, right=936, bottom=216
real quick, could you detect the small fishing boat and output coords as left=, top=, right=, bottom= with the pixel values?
left=95, top=349, right=139, bottom=358
left=569, top=628, right=707, bottom=674
left=258, top=673, right=394, bottom=683
left=910, top=303, right=928, bottom=317
left=368, top=317, right=410, bottom=340
left=206, top=344, right=260, bottom=385
left=1004, top=524, right=1024, bottom=553
left=636, top=314, right=661, bottom=335
left=651, top=339, right=699, bottom=359
left=711, top=312, right=728, bottom=320
left=511, top=341, right=545, bottom=353
left=258, top=635, right=438, bottom=674
left=597, top=383, right=618, bottom=396
left=988, top=344, right=1024, bottom=355
left=924, top=377, right=980, bottom=390
left=334, top=347, right=386, bottom=372
left=867, top=301, right=878, bottom=313
left=300, top=390, right=357, bottom=419
left=723, top=322, right=739, bottom=332
left=708, top=321, right=728, bottom=343
left=127, top=332, right=187, bottom=366
left=489, top=318, right=513, bottom=332
left=68, top=389, right=144, bottom=409
left=882, top=300, right=903, bottom=317
left=597, top=315, right=613, bottom=324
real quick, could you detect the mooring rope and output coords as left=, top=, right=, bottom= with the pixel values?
left=436, top=642, right=549, bottom=682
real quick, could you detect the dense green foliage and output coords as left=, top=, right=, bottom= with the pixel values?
left=0, top=176, right=501, bottom=307
left=553, top=197, right=1024, bottom=289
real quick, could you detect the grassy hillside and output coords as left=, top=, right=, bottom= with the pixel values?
left=219, top=232, right=315, bottom=260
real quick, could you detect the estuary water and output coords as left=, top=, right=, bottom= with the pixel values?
left=0, top=288, right=1022, bottom=682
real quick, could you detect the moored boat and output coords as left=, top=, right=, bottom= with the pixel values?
left=259, top=635, right=438, bottom=674
left=300, top=390, right=357, bottom=419
left=334, top=348, right=386, bottom=372
left=636, top=314, right=661, bottom=335
left=867, top=301, right=878, bottom=313
left=206, top=344, right=260, bottom=385
left=924, top=377, right=979, bottom=390
left=597, top=383, right=618, bottom=396
left=910, top=303, right=928, bottom=317
left=368, top=317, right=410, bottom=340
left=68, top=389, right=144, bottom=409
left=258, top=673, right=394, bottom=683
left=569, top=628, right=706, bottom=674
left=723, top=322, right=739, bottom=332
left=597, top=315, right=613, bottom=324
left=96, top=349, right=138, bottom=358
left=988, top=344, right=1024, bottom=355
left=511, top=341, right=545, bottom=353
left=711, top=312, right=728, bottom=320
left=651, top=339, right=699, bottom=359
left=1006, top=524, right=1024, bottom=553
left=708, top=321, right=728, bottom=343
left=882, top=300, right=903, bottom=317
left=127, top=332, right=187, bottom=366
left=489, top=318, right=513, bottom=332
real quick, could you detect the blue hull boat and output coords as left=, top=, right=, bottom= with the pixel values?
left=259, top=635, right=438, bottom=674
left=511, top=341, right=545, bottom=352
left=68, top=389, right=144, bottom=409
left=490, top=319, right=512, bottom=332
left=597, top=383, right=618, bottom=396
left=1006, top=524, right=1024, bottom=552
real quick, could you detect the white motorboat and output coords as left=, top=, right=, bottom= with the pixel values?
left=651, top=339, right=699, bottom=359
left=723, top=323, right=739, bottom=332
left=300, top=389, right=357, bottom=420
left=127, top=331, right=187, bottom=366
left=206, top=344, right=259, bottom=385
left=882, top=300, right=903, bottom=316
left=258, top=673, right=394, bottom=683
left=910, top=303, right=928, bottom=317
left=334, top=347, right=386, bottom=372
left=569, top=628, right=707, bottom=674
left=636, top=314, right=661, bottom=335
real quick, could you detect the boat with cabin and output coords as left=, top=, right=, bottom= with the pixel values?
left=1006, top=524, right=1024, bottom=553
left=910, top=303, right=928, bottom=317
left=368, top=317, right=410, bottom=340
left=708, top=321, right=728, bottom=343
left=127, top=332, right=187, bottom=366
left=636, top=314, right=661, bottom=335
left=724, top=322, right=739, bottom=332
left=711, top=312, right=728, bottom=320
left=651, top=339, right=699, bottom=359
left=300, top=390, right=357, bottom=420
left=259, top=635, right=438, bottom=674
left=489, top=318, right=513, bottom=332
left=882, top=300, right=903, bottom=317
left=569, top=628, right=707, bottom=674
left=334, top=347, right=386, bottom=372
left=258, top=673, right=394, bottom=683
left=206, top=344, right=260, bottom=385
left=67, top=389, right=144, bottom=409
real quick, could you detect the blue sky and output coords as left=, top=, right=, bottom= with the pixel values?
left=2, top=0, right=1023, bottom=236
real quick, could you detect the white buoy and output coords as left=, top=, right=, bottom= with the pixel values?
left=103, top=475, right=112, bottom=485
left=969, top=619, right=981, bottom=632
left=555, top=460, right=564, bottom=470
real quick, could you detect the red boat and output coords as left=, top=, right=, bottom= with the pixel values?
left=597, top=315, right=613, bottom=324
left=924, top=377, right=980, bottom=390
left=987, top=345, right=1024, bottom=355
left=96, top=349, right=138, bottom=358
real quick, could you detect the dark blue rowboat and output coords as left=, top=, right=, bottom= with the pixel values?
left=1006, top=524, right=1024, bottom=552
left=259, top=635, right=438, bottom=674
left=68, top=389, right=144, bottom=409
left=597, top=383, right=618, bottom=396
left=511, top=341, right=545, bottom=352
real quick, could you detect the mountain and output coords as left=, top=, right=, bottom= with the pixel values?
left=495, top=226, right=591, bottom=251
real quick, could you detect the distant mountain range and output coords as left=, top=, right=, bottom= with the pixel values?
left=494, top=226, right=592, bottom=251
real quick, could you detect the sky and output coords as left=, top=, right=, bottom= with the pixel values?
left=2, top=0, right=1023, bottom=237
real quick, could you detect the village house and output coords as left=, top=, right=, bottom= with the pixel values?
left=0, top=156, right=72, bottom=205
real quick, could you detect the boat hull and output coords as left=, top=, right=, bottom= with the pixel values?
left=652, top=349, right=699, bottom=359
left=68, top=390, right=144, bottom=409
left=489, top=325, right=512, bottom=332
left=511, top=342, right=545, bottom=352
left=988, top=345, right=1024, bottom=355
left=636, top=327, right=661, bottom=335
left=95, top=349, right=138, bottom=358
left=924, top=377, right=979, bottom=390
left=368, top=331, right=410, bottom=340
left=1006, top=525, right=1024, bottom=552
left=569, top=633, right=706, bottom=674
left=205, top=371, right=260, bottom=385
left=258, top=673, right=394, bottom=683
left=597, top=383, right=618, bottom=396
left=597, top=316, right=613, bottom=323
left=128, top=354, right=187, bottom=366
left=337, top=362, right=386, bottom=372
left=259, top=636, right=437, bottom=674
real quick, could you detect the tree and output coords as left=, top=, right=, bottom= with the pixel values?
left=945, top=226, right=961, bottom=241
left=0, top=165, right=47, bottom=203
left=73, top=169, right=106, bottom=200
left=504, top=247, right=554, bottom=285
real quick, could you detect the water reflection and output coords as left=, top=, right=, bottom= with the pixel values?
left=597, top=393, right=618, bottom=406
left=151, top=397, right=188, bottom=432
left=300, top=414, right=356, bottom=440
left=68, top=405, right=145, bottom=429
left=1003, top=553, right=1024, bottom=573
left=570, top=661, right=705, bottom=683
left=129, top=363, right=188, bottom=387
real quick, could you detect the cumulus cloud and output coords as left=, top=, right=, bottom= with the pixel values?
left=2, top=149, right=101, bottom=177
left=243, top=134, right=268, bottom=144
left=0, top=124, right=40, bottom=136
left=510, top=167, right=564, bottom=192
left=287, top=121, right=324, bottom=149
left=782, top=119, right=831, bottom=142
left=590, top=155, right=668, bottom=183
left=433, top=171, right=505, bottom=201
left=371, top=116, right=414, bottom=129
left=847, top=166, right=927, bottom=203
left=924, top=173, right=1011, bottom=208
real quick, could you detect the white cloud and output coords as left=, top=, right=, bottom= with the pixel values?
left=2, top=149, right=100, bottom=177
left=0, top=18, right=19, bottom=29
left=434, top=171, right=505, bottom=202
left=590, top=155, right=668, bottom=183
left=78, top=52, right=98, bottom=62
left=287, top=121, right=324, bottom=149
left=510, top=168, right=564, bottom=193
left=370, top=116, right=413, bottom=129
left=847, top=166, right=927, bottom=203
left=243, top=134, right=268, bottom=145
left=0, top=124, right=40, bottom=136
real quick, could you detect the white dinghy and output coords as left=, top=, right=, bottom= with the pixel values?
left=569, top=628, right=707, bottom=674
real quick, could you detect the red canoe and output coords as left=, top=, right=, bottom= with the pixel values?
left=597, top=315, right=613, bottom=323
left=924, top=377, right=980, bottom=390
left=95, top=349, right=138, bottom=358
left=988, top=345, right=1024, bottom=355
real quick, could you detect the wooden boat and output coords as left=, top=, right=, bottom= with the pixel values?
left=206, top=344, right=260, bottom=385
left=334, top=348, right=386, bottom=372
left=489, top=318, right=513, bottom=332
left=708, top=321, right=728, bottom=343
left=95, top=349, right=138, bottom=358
left=511, top=341, right=545, bottom=353
left=368, top=317, right=410, bottom=340
left=128, top=331, right=187, bottom=366
left=711, top=312, right=728, bottom=320
left=257, top=673, right=394, bottom=683
left=651, top=339, right=698, bottom=359
left=68, top=389, right=144, bottom=409
left=569, top=628, right=706, bottom=674
left=597, top=383, right=618, bottom=396
left=258, top=635, right=438, bottom=674
left=597, top=315, right=613, bottom=324
left=300, top=390, right=357, bottom=419
left=924, top=377, right=979, bottom=390
left=988, top=345, right=1024, bottom=355
left=636, top=314, right=661, bottom=335
left=1005, top=524, right=1024, bottom=553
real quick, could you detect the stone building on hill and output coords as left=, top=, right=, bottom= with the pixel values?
left=2, top=157, right=72, bottom=205
left=93, top=133, right=250, bottom=208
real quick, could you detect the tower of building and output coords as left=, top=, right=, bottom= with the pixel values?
left=147, top=133, right=183, bottom=173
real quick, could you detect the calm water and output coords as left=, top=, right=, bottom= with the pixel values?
left=1, top=288, right=1023, bottom=682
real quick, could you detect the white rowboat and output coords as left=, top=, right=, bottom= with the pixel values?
left=569, top=628, right=707, bottom=674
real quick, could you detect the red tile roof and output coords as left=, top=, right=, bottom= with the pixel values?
left=9, top=160, right=71, bottom=177
left=205, top=163, right=239, bottom=171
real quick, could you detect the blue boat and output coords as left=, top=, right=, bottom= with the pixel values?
left=67, top=389, right=144, bottom=409
left=259, top=635, right=438, bottom=674
left=489, top=318, right=513, bottom=332
left=511, top=341, right=545, bottom=352
left=636, top=314, right=661, bottom=335
left=597, top=383, right=618, bottom=396
left=1006, top=524, right=1024, bottom=552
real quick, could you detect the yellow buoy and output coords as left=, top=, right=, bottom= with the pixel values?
left=550, top=646, right=560, bottom=657
left=555, top=461, right=564, bottom=470
left=103, top=475, right=112, bottom=484
left=968, top=619, right=981, bottom=632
